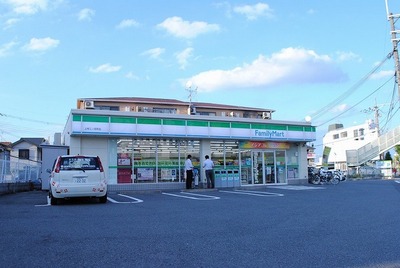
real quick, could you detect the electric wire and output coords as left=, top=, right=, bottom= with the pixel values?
left=0, top=113, right=64, bottom=126
left=316, top=74, right=395, bottom=127
left=310, top=52, right=393, bottom=121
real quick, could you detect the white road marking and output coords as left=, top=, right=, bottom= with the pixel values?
left=267, top=185, right=324, bottom=190
left=35, top=196, right=51, bottom=207
left=107, top=194, right=143, bottom=204
left=219, top=190, right=284, bottom=197
left=162, top=191, right=220, bottom=200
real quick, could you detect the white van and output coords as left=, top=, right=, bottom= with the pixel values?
left=48, top=155, right=107, bottom=205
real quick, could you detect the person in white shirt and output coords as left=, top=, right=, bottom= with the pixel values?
left=202, top=155, right=215, bottom=188
left=185, top=155, right=194, bottom=189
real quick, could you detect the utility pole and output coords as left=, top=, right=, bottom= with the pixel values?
left=386, top=0, right=400, bottom=99
left=362, top=102, right=381, bottom=135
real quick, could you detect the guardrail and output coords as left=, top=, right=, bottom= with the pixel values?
left=347, top=125, right=400, bottom=166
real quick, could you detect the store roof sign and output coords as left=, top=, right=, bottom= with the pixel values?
left=69, top=114, right=316, bottom=141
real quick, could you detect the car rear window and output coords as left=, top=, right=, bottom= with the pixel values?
left=59, top=156, right=100, bottom=171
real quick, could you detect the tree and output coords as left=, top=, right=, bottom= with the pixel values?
left=384, top=151, right=393, bottom=161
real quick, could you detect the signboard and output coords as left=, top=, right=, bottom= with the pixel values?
left=70, top=114, right=316, bottom=142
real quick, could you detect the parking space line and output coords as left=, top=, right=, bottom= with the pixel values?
left=35, top=196, right=51, bottom=207
left=267, top=185, right=324, bottom=190
left=107, top=194, right=144, bottom=204
left=162, top=192, right=220, bottom=200
left=219, top=190, right=284, bottom=197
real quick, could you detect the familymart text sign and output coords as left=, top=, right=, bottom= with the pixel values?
left=253, top=129, right=285, bottom=139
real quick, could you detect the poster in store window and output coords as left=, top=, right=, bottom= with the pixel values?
left=118, top=153, right=131, bottom=166
left=137, top=168, right=154, bottom=181
left=161, top=168, right=176, bottom=181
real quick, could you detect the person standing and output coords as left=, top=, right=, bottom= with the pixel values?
left=203, top=155, right=215, bottom=188
left=185, top=154, right=194, bottom=189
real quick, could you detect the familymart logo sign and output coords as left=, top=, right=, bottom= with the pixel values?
left=254, top=129, right=285, bottom=139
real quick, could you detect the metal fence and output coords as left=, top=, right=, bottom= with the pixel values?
left=347, top=125, right=400, bottom=166
left=0, top=158, right=41, bottom=183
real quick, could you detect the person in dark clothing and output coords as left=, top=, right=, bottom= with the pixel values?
left=185, top=155, right=194, bottom=189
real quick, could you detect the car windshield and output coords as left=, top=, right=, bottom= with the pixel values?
left=59, top=157, right=99, bottom=171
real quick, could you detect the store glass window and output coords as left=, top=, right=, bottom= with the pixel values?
left=210, top=140, right=239, bottom=169
left=240, top=150, right=252, bottom=185
left=117, top=138, right=133, bottom=183
left=180, top=140, right=200, bottom=182
left=134, top=139, right=157, bottom=183
left=157, top=140, right=180, bottom=182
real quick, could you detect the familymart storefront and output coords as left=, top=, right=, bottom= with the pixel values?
left=64, top=110, right=316, bottom=191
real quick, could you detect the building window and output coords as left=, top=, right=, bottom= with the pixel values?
left=359, top=128, right=365, bottom=136
left=19, top=149, right=29, bottom=159
left=333, top=134, right=339, bottom=140
left=198, top=111, right=216, bottom=116
left=96, top=106, right=119, bottom=111
left=340, top=131, right=347, bottom=138
left=353, top=129, right=358, bottom=138
left=153, top=107, right=177, bottom=114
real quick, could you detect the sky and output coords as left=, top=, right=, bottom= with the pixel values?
left=1, top=0, right=400, bottom=159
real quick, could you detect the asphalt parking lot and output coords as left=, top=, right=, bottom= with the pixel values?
left=1, top=180, right=400, bottom=268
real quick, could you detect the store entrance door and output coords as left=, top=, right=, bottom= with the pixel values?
left=252, top=151, right=276, bottom=184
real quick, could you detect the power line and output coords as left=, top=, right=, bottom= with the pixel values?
left=0, top=112, right=64, bottom=126
left=310, top=52, right=393, bottom=121
left=316, top=74, right=395, bottom=127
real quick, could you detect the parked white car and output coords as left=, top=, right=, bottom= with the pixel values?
left=48, top=155, right=107, bottom=205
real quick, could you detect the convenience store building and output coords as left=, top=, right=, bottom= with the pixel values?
left=62, top=97, right=316, bottom=191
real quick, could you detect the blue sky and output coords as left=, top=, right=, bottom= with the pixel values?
left=1, top=0, right=400, bottom=159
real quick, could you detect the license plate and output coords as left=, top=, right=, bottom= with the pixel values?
left=74, top=178, right=87, bottom=183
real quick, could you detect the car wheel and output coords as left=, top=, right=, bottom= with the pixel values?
left=99, top=194, right=107, bottom=203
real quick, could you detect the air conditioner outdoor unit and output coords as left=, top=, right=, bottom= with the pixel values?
left=84, top=100, right=95, bottom=109
left=262, top=111, right=271, bottom=119
left=188, top=105, right=196, bottom=115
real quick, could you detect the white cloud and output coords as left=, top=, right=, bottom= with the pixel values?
left=331, top=104, right=350, bottom=113
left=3, top=18, right=20, bottom=29
left=23, top=37, right=59, bottom=51
left=370, top=70, right=394, bottom=80
left=78, top=8, right=95, bottom=21
left=4, top=0, right=48, bottom=14
left=0, top=41, right=18, bottom=57
left=157, top=16, right=220, bottom=39
left=89, top=63, right=121, bottom=73
left=185, top=47, right=347, bottom=92
left=125, top=71, right=139, bottom=80
left=233, top=2, right=274, bottom=20
left=141, top=47, right=165, bottom=60
left=116, top=19, right=139, bottom=29
left=336, top=51, right=362, bottom=62
left=176, top=47, right=193, bottom=70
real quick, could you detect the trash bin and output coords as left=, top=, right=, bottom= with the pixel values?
left=214, top=170, right=222, bottom=187
left=233, top=170, right=240, bottom=186
left=218, top=170, right=227, bottom=188
left=227, top=170, right=234, bottom=187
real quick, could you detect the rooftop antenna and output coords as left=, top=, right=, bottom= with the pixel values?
left=185, top=81, right=198, bottom=115
left=185, top=81, right=197, bottom=104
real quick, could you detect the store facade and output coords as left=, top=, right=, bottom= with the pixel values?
left=63, top=109, right=316, bottom=190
